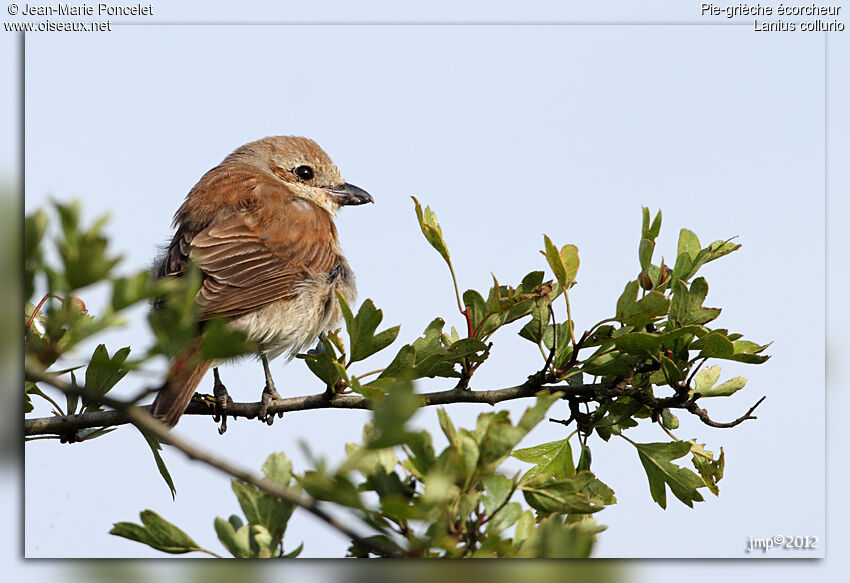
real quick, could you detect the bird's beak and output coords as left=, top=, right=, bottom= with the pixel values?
left=327, top=183, right=374, bottom=206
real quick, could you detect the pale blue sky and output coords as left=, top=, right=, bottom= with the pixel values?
left=9, top=0, right=849, bottom=579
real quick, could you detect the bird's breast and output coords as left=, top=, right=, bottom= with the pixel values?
left=228, top=258, right=356, bottom=361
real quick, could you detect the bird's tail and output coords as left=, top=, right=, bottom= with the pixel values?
left=150, top=339, right=211, bottom=428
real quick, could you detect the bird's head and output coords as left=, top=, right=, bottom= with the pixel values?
left=234, top=136, right=373, bottom=214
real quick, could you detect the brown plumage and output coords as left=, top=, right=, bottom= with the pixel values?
left=150, top=136, right=373, bottom=429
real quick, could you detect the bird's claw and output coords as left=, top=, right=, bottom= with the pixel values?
left=212, top=369, right=231, bottom=434
left=258, top=384, right=282, bottom=425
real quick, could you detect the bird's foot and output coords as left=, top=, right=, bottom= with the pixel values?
left=258, top=383, right=283, bottom=425
left=257, top=353, right=284, bottom=425
left=212, top=368, right=232, bottom=434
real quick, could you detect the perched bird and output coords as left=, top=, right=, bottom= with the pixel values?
left=150, top=136, right=373, bottom=431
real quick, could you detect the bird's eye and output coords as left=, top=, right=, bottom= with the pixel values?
left=294, top=165, right=314, bottom=181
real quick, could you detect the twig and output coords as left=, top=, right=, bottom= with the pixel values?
left=685, top=396, right=766, bottom=428
left=25, top=365, right=403, bottom=558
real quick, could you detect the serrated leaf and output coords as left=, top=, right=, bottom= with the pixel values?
left=379, top=319, right=487, bottom=381
left=542, top=236, right=579, bottom=290
left=84, top=344, right=131, bottom=404
left=631, top=441, right=706, bottom=508
left=262, top=452, right=293, bottom=486
left=297, top=335, right=342, bottom=387
left=670, top=278, right=721, bottom=326
left=513, top=438, right=575, bottom=480
left=110, top=510, right=203, bottom=554
left=520, top=471, right=609, bottom=515
left=53, top=201, right=121, bottom=291
left=339, top=296, right=400, bottom=364
left=615, top=281, right=670, bottom=328
left=690, top=442, right=725, bottom=496
left=231, top=455, right=296, bottom=548
left=691, top=331, right=735, bottom=359
left=412, top=196, right=452, bottom=269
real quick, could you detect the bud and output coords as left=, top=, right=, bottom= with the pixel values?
left=68, top=296, right=88, bottom=314
left=657, top=262, right=670, bottom=286
left=638, top=271, right=653, bottom=290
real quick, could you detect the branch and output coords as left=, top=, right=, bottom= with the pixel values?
left=24, top=365, right=402, bottom=558
left=25, top=367, right=611, bottom=437
left=25, top=365, right=764, bottom=438
left=685, top=395, right=766, bottom=428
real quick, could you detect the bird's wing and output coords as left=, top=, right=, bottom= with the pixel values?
left=160, top=179, right=340, bottom=320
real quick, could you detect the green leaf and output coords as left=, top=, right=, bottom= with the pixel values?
left=638, top=238, right=655, bottom=272
left=577, top=444, right=592, bottom=472
left=641, top=207, right=662, bottom=240
left=513, top=510, right=536, bottom=546
left=298, top=335, right=342, bottom=387
left=677, top=228, right=701, bottom=261
left=513, top=438, right=575, bottom=480
left=486, top=502, right=522, bottom=535
left=262, top=453, right=293, bottom=486
left=339, top=296, right=400, bottom=364
left=53, top=201, right=122, bottom=291
left=83, top=345, right=131, bottom=410
left=630, top=440, right=706, bottom=508
left=111, top=271, right=154, bottom=312
left=281, top=541, right=304, bottom=558
left=462, top=289, right=488, bottom=335
left=692, top=364, right=722, bottom=393
left=482, top=475, right=515, bottom=517
left=691, top=331, right=734, bottom=359
left=298, top=471, right=364, bottom=509
left=727, top=340, right=772, bottom=364
left=412, top=196, right=452, bottom=269
left=214, top=516, right=254, bottom=558
left=581, top=349, right=635, bottom=379
left=367, top=380, right=421, bottom=449
left=110, top=510, right=203, bottom=554
left=670, top=278, right=721, bottom=326
left=661, top=409, right=679, bottom=430
left=379, top=319, right=487, bottom=381
left=138, top=429, right=176, bottom=499
left=616, top=282, right=670, bottom=329
left=516, top=515, right=604, bottom=558
left=542, top=236, right=579, bottom=290
left=520, top=471, right=611, bottom=515
left=231, top=454, right=297, bottom=548
left=700, top=376, right=747, bottom=398
left=659, top=355, right=686, bottom=385
left=477, top=392, right=562, bottom=469
left=690, top=442, right=725, bottom=496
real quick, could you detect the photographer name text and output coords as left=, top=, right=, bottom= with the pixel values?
left=17, top=2, right=152, bottom=16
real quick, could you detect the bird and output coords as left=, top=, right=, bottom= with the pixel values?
left=149, top=136, right=373, bottom=431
